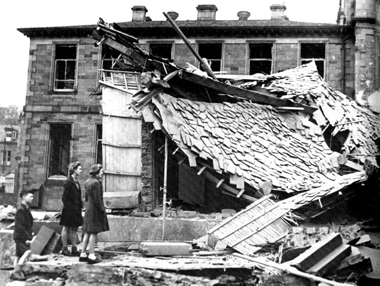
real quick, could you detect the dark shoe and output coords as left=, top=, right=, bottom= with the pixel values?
left=87, top=257, right=101, bottom=264
left=10, top=271, right=26, bottom=281
left=71, top=250, right=81, bottom=257
left=61, top=249, right=71, bottom=256
left=79, top=255, right=88, bottom=262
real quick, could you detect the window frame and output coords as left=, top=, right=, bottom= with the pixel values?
left=51, top=42, right=79, bottom=93
left=1, top=150, right=11, bottom=166
left=299, top=41, right=328, bottom=78
left=147, top=41, right=174, bottom=60
left=47, top=123, right=72, bottom=177
left=196, top=41, right=224, bottom=73
left=247, top=42, right=275, bottom=75
left=95, top=123, right=103, bottom=165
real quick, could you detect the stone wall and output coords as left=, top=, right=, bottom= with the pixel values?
left=19, top=31, right=353, bottom=210
left=141, top=120, right=154, bottom=210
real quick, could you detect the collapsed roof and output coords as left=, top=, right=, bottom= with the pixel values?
left=93, top=19, right=379, bottom=208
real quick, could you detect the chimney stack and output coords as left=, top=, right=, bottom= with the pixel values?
left=131, top=6, right=148, bottom=21
left=167, top=11, right=179, bottom=21
left=237, top=11, right=250, bottom=20
left=270, top=4, right=288, bottom=20
left=197, top=5, right=218, bottom=20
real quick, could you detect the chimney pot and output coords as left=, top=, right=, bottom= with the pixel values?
left=131, top=5, right=148, bottom=21
left=270, top=4, right=288, bottom=20
left=197, top=4, right=218, bottom=20
left=167, top=11, right=179, bottom=21
left=237, top=11, right=250, bottom=20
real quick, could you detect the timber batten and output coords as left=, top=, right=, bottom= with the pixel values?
left=101, top=86, right=142, bottom=208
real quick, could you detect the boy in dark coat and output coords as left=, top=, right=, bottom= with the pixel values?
left=12, top=189, right=35, bottom=281
left=59, top=161, right=83, bottom=256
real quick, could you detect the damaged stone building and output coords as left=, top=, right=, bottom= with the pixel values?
left=14, top=0, right=379, bottom=214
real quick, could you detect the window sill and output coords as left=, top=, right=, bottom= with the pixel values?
left=50, top=90, right=77, bottom=97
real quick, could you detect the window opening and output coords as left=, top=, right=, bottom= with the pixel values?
left=1, top=151, right=11, bottom=166
left=48, top=124, right=71, bottom=177
left=149, top=43, right=173, bottom=60
left=54, top=45, right=77, bottom=90
left=96, top=124, right=103, bottom=165
left=249, top=43, right=273, bottom=75
left=300, top=43, right=325, bottom=78
left=198, top=43, right=222, bottom=72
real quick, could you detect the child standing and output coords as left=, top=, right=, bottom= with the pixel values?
left=12, top=189, right=35, bottom=281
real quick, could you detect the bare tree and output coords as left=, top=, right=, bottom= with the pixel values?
left=0, top=105, right=20, bottom=125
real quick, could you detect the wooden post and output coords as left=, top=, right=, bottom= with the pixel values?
left=163, top=12, right=217, bottom=80
left=162, top=136, right=168, bottom=240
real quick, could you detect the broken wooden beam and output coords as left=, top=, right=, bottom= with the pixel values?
left=178, top=70, right=317, bottom=114
left=233, top=253, right=354, bottom=286
left=203, top=170, right=256, bottom=202
left=289, top=233, right=351, bottom=275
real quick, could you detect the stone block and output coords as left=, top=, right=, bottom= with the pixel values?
left=0, top=229, right=15, bottom=269
left=31, top=225, right=57, bottom=255
left=97, top=216, right=218, bottom=242
left=139, top=242, right=192, bottom=256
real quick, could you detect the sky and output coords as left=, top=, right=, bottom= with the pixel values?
left=0, top=0, right=340, bottom=109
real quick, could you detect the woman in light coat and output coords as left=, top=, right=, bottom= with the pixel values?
left=80, top=164, right=109, bottom=264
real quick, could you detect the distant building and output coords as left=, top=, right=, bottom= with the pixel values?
left=15, top=1, right=379, bottom=211
left=0, top=125, right=19, bottom=204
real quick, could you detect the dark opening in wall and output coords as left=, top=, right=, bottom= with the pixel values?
left=249, top=43, right=273, bottom=75
left=48, top=124, right=71, bottom=177
left=323, top=125, right=350, bottom=153
left=198, top=43, right=222, bottom=72
left=300, top=43, right=325, bottom=78
left=96, top=124, right=102, bottom=165
left=149, top=43, right=173, bottom=60
left=153, top=130, right=250, bottom=214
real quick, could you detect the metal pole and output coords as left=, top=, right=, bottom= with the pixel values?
left=162, top=136, right=168, bottom=240
left=163, top=12, right=217, bottom=80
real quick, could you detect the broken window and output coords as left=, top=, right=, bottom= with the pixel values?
left=96, top=124, right=103, bottom=165
left=198, top=43, right=222, bottom=72
left=0, top=151, right=11, bottom=166
left=102, top=46, right=123, bottom=70
left=149, top=43, right=173, bottom=60
left=249, top=43, right=273, bottom=75
left=48, top=124, right=71, bottom=177
left=54, top=45, right=77, bottom=91
left=300, top=43, right=325, bottom=78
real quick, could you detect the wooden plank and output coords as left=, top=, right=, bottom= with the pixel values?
left=233, top=253, right=354, bottom=286
left=104, top=173, right=141, bottom=193
left=179, top=71, right=317, bottom=114
left=104, top=171, right=141, bottom=177
left=104, top=147, right=141, bottom=174
left=102, top=141, right=141, bottom=149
